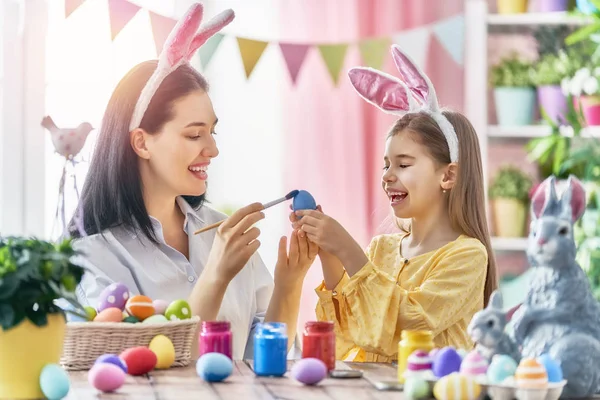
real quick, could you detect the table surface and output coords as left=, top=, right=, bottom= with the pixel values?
left=66, top=360, right=407, bottom=399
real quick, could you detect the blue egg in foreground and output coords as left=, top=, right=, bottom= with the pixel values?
left=196, top=353, right=233, bottom=382
left=39, top=364, right=70, bottom=400
left=537, top=354, right=563, bottom=383
left=292, top=190, right=317, bottom=214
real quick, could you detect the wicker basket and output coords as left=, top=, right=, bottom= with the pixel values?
left=60, top=316, right=200, bottom=370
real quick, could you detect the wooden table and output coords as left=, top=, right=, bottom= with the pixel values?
left=66, top=360, right=406, bottom=399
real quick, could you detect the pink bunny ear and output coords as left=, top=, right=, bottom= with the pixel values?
left=390, top=45, right=436, bottom=109
left=561, top=175, right=586, bottom=222
left=506, top=303, right=521, bottom=322
left=348, top=67, right=414, bottom=115
left=163, top=3, right=204, bottom=67
left=531, top=176, right=559, bottom=219
left=187, top=9, right=235, bottom=60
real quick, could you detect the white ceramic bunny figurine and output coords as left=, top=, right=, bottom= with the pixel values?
left=467, top=290, right=521, bottom=363
left=511, top=175, right=600, bottom=398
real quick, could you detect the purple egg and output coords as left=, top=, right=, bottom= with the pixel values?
left=95, top=354, right=128, bottom=374
left=290, top=358, right=327, bottom=385
left=432, top=347, right=462, bottom=378
left=98, top=283, right=130, bottom=312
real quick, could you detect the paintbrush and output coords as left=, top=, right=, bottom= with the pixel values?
left=193, top=190, right=299, bottom=235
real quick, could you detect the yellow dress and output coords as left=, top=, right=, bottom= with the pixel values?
left=315, top=233, right=488, bottom=363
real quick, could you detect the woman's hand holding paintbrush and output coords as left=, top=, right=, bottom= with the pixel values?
left=193, top=190, right=299, bottom=235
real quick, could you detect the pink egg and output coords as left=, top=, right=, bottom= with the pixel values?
left=407, top=350, right=433, bottom=372
left=94, top=307, right=123, bottom=323
left=88, top=363, right=126, bottom=392
left=460, top=350, right=488, bottom=376
left=153, top=299, right=169, bottom=315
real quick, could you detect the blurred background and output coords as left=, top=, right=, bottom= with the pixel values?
left=2, top=0, right=600, bottom=330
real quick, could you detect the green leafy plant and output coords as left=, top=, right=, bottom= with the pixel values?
left=0, top=237, right=85, bottom=331
left=534, top=26, right=573, bottom=56
left=488, top=166, right=533, bottom=203
left=490, top=55, right=536, bottom=87
left=532, top=52, right=571, bottom=86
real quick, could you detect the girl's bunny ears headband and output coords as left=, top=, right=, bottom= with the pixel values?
left=129, top=3, right=234, bottom=132
left=347, top=45, right=459, bottom=163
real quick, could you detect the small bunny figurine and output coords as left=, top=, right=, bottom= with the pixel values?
left=467, top=290, right=521, bottom=363
left=511, top=175, right=600, bottom=398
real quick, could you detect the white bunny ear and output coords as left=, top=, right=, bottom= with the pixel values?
left=489, top=291, right=503, bottom=309
left=390, top=45, right=439, bottom=110
left=348, top=67, right=416, bottom=115
left=532, top=176, right=560, bottom=219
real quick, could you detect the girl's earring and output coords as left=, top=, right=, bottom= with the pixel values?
left=442, top=189, right=447, bottom=193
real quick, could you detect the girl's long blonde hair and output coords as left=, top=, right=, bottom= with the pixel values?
left=389, top=110, right=498, bottom=307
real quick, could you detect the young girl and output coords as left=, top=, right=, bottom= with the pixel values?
left=291, top=45, right=497, bottom=362
left=70, top=4, right=317, bottom=360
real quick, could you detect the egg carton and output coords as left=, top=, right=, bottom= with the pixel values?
left=423, top=377, right=566, bottom=400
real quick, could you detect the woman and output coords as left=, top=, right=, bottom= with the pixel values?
left=69, top=4, right=317, bottom=359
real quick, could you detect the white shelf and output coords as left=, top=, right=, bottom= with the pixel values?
left=488, top=125, right=600, bottom=138
left=487, top=12, right=592, bottom=26
left=491, top=237, right=529, bottom=251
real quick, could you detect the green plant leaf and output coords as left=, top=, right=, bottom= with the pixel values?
left=566, top=22, right=600, bottom=45
left=527, top=135, right=559, bottom=162
left=553, top=137, right=569, bottom=175
left=0, top=304, right=14, bottom=330
left=0, top=274, right=19, bottom=300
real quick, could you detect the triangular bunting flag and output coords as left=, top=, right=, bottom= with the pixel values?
left=149, top=11, right=177, bottom=57
left=107, top=0, right=141, bottom=40
left=197, top=33, right=225, bottom=70
left=65, top=0, right=85, bottom=18
left=318, top=44, right=348, bottom=86
left=432, top=15, right=465, bottom=65
left=358, top=38, right=390, bottom=70
left=279, top=43, right=310, bottom=84
left=236, top=38, right=269, bottom=79
left=392, top=25, right=431, bottom=69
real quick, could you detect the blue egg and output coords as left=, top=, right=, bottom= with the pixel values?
left=537, top=354, right=563, bottom=383
left=95, top=354, right=128, bottom=374
left=39, top=364, right=70, bottom=400
left=292, top=190, right=317, bottom=215
left=196, top=353, right=233, bottom=382
left=487, top=354, right=517, bottom=384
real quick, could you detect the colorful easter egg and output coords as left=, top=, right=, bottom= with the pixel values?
left=290, top=358, right=327, bottom=385
left=40, top=364, right=70, bottom=400
left=95, top=354, right=128, bottom=374
left=153, top=299, right=169, bottom=315
left=404, top=376, right=430, bottom=399
left=537, top=354, right=563, bottom=383
left=516, top=357, right=548, bottom=389
left=432, top=347, right=462, bottom=378
left=84, top=306, right=97, bottom=321
left=165, top=299, right=191, bottom=321
left=196, top=353, right=233, bottom=382
left=143, top=315, right=169, bottom=324
left=404, top=350, right=434, bottom=379
left=98, top=283, right=130, bottom=312
left=433, top=372, right=481, bottom=400
left=125, top=295, right=154, bottom=321
left=460, top=350, right=488, bottom=377
left=149, top=335, right=176, bottom=369
left=292, top=190, right=317, bottom=213
left=120, top=347, right=157, bottom=375
left=94, top=307, right=123, bottom=323
left=88, top=363, right=126, bottom=392
left=487, top=354, right=518, bottom=384
left=123, top=316, right=139, bottom=323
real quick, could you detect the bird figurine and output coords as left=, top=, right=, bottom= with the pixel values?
left=41, top=115, right=93, bottom=159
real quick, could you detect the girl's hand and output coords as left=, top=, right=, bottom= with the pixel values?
left=293, top=209, right=354, bottom=257
left=274, top=230, right=318, bottom=290
left=203, top=202, right=265, bottom=284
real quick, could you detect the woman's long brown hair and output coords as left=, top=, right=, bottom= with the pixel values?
left=389, top=110, right=498, bottom=307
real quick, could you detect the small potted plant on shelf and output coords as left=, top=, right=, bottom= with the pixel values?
left=0, top=237, right=85, bottom=399
left=533, top=51, right=570, bottom=123
left=490, top=54, right=536, bottom=126
left=497, top=0, right=528, bottom=14
left=489, top=165, right=534, bottom=238
left=538, top=0, right=569, bottom=12
left=562, top=67, right=600, bottom=126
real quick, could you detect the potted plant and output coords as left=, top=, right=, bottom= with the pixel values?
left=0, top=237, right=85, bottom=399
left=497, top=0, right=528, bottom=14
left=562, top=67, right=600, bottom=125
left=489, top=165, right=534, bottom=237
left=533, top=52, right=570, bottom=122
left=490, top=55, right=536, bottom=126
left=538, top=0, right=569, bottom=12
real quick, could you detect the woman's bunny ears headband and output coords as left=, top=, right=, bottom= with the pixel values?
left=348, top=45, right=459, bottom=163
left=129, top=3, right=234, bottom=132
